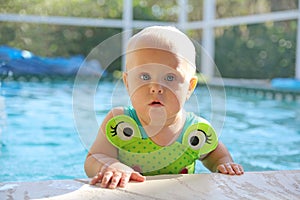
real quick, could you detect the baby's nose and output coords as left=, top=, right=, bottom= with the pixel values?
left=150, top=84, right=163, bottom=94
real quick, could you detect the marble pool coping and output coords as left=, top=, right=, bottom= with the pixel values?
left=0, top=170, right=299, bottom=200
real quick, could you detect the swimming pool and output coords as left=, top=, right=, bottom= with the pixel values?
left=0, top=80, right=299, bottom=182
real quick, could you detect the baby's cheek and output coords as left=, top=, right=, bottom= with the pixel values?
left=170, top=87, right=188, bottom=103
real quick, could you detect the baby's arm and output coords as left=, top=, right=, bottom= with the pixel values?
left=200, top=142, right=244, bottom=175
left=84, top=108, right=145, bottom=189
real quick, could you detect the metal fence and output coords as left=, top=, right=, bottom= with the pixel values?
left=0, top=0, right=299, bottom=79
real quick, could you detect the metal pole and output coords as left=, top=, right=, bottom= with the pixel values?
left=177, top=0, right=187, bottom=31
left=201, top=0, right=215, bottom=80
left=122, top=0, right=133, bottom=72
left=295, top=1, right=300, bottom=79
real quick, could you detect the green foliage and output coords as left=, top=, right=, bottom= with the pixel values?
left=215, top=21, right=296, bottom=79
left=0, top=22, right=120, bottom=56
left=216, top=0, right=298, bottom=18
left=0, top=0, right=123, bottom=18
left=133, top=0, right=178, bottom=21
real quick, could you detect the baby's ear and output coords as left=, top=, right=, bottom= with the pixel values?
left=187, top=76, right=198, bottom=99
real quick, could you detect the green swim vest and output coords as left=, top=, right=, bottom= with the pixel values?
left=105, top=107, right=218, bottom=175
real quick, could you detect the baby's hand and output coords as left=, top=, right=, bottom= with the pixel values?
left=90, top=162, right=146, bottom=189
left=217, top=162, right=244, bottom=175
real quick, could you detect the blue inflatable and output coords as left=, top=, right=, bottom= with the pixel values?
left=0, top=45, right=32, bottom=60
left=271, top=78, right=300, bottom=91
left=0, top=45, right=95, bottom=77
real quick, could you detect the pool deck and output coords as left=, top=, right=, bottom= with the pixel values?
left=0, top=170, right=299, bottom=200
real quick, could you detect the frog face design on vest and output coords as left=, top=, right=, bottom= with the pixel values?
left=106, top=115, right=218, bottom=175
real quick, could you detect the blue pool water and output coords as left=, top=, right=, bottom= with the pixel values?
left=0, top=80, right=299, bottom=182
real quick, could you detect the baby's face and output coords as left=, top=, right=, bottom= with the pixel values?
left=124, top=49, right=196, bottom=123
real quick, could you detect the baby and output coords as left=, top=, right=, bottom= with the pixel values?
left=84, top=26, right=244, bottom=189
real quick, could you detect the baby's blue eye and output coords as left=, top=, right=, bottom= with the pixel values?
left=165, top=74, right=175, bottom=81
left=140, top=73, right=151, bottom=80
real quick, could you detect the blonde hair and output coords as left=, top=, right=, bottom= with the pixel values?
left=126, top=26, right=196, bottom=72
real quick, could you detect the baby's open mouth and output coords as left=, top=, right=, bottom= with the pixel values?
left=149, top=101, right=163, bottom=106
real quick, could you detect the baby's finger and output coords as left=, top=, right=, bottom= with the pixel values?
left=225, top=163, right=235, bottom=175
left=239, top=165, right=244, bottom=174
left=100, top=171, right=113, bottom=188
left=217, top=164, right=228, bottom=174
left=119, top=173, right=131, bottom=188
left=233, top=164, right=244, bottom=175
left=90, top=172, right=102, bottom=185
left=130, top=172, right=146, bottom=182
left=108, top=172, right=122, bottom=189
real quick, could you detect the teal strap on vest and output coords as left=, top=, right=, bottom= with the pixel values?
left=123, top=106, right=196, bottom=142
left=105, top=114, right=218, bottom=175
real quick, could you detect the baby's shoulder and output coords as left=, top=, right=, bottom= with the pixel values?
left=101, top=107, right=125, bottom=126
left=186, top=112, right=211, bottom=125
left=106, top=107, right=125, bottom=118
